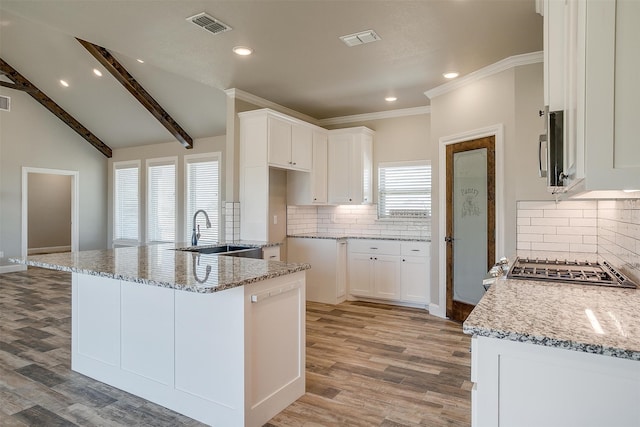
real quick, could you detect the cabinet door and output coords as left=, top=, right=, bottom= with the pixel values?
left=348, top=252, right=373, bottom=297
left=336, top=240, right=347, bottom=299
left=268, top=116, right=292, bottom=168
left=291, top=125, right=312, bottom=171
left=543, top=0, right=566, bottom=111
left=328, top=134, right=353, bottom=203
left=373, top=255, right=401, bottom=300
left=312, top=131, right=328, bottom=203
left=401, top=256, right=429, bottom=304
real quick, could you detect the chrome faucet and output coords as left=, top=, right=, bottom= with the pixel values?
left=191, top=209, right=211, bottom=246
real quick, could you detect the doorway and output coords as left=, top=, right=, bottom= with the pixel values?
left=436, top=125, right=504, bottom=322
left=22, top=167, right=79, bottom=259
left=446, top=136, right=495, bottom=321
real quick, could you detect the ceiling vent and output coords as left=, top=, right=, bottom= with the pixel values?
left=339, top=30, right=381, bottom=47
left=186, top=12, right=232, bottom=35
left=0, top=95, right=10, bottom=112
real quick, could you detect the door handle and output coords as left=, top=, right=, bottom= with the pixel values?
left=538, top=133, right=548, bottom=178
left=444, top=236, right=454, bottom=243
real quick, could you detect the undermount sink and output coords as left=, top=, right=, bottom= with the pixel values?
left=176, top=245, right=262, bottom=258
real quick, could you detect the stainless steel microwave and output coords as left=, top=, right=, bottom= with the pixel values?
left=539, top=108, right=565, bottom=187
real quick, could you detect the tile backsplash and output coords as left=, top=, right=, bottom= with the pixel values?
left=517, top=199, right=640, bottom=283
left=287, top=204, right=430, bottom=239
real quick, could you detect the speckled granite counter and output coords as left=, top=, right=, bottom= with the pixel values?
left=464, top=274, right=640, bottom=360
left=11, top=243, right=309, bottom=293
left=288, top=233, right=430, bottom=242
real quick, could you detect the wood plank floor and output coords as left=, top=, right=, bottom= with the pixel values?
left=0, top=268, right=471, bottom=426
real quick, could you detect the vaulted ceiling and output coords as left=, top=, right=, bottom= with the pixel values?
left=0, top=0, right=542, bottom=151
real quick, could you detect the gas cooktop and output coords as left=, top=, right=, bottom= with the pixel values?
left=507, top=257, right=637, bottom=289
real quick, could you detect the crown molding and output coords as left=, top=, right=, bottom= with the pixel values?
left=424, top=51, right=543, bottom=100
left=318, top=106, right=431, bottom=126
left=224, top=88, right=319, bottom=125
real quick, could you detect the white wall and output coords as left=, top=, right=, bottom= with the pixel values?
left=0, top=88, right=107, bottom=266
left=107, top=136, right=226, bottom=245
left=429, top=62, right=549, bottom=308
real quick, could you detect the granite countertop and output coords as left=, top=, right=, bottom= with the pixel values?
left=10, top=242, right=309, bottom=294
left=288, top=233, right=430, bottom=242
left=464, top=274, right=640, bottom=361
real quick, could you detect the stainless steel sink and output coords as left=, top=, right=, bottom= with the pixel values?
left=176, top=245, right=263, bottom=258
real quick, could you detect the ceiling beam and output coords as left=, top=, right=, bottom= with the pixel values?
left=0, top=80, right=38, bottom=93
left=0, top=57, right=113, bottom=158
left=77, top=38, right=193, bottom=149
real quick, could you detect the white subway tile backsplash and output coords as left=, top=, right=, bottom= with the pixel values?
left=543, top=209, right=584, bottom=218
left=544, top=234, right=583, bottom=244
left=517, top=209, right=544, bottom=218
left=531, top=217, right=569, bottom=227
left=557, top=226, right=597, bottom=236
left=531, top=242, right=571, bottom=252
left=569, top=218, right=597, bottom=227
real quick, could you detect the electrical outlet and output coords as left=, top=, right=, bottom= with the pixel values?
left=273, top=215, right=278, bottom=225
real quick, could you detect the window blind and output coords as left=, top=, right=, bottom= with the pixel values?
left=147, top=160, right=176, bottom=243
left=185, top=155, right=220, bottom=243
left=378, top=162, right=431, bottom=219
left=114, top=163, right=139, bottom=241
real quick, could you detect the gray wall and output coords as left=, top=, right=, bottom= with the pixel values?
left=28, top=173, right=72, bottom=249
left=429, top=62, right=550, bottom=307
left=0, top=88, right=108, bottom=266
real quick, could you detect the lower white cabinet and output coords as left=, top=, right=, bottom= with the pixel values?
left=471, top=335, right=640, bottom=427
left=348, top=239, right=429, bottom=305
left=287, top=237, right=347, bottom=304
left=262, top=245, right=281, bottom=261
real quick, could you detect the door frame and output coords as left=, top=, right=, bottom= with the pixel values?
left=22, top=167, right=79, bottom=259
left=433, top=124, right=504, bottom=319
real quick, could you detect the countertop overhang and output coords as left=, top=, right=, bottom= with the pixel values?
left=10, top=242, right=309, bottom=293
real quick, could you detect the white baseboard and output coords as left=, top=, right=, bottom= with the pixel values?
left=428, top=303, right=447, bottom=319
left=0, top=264, right=27, bottom=274
left=28, top=245, right=71, bottom=255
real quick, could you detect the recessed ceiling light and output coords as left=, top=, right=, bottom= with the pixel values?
left=623, top=189, right=640, bottom=193
left=93, top=68, right=102, bottom=77
left=59, top=79, right=69, bottom=87
left=233, top=46, right=253, bottom=56
left=136, top=59, right=144, bottom=63
left=385, top=96, right=397, bottom=102
left=443, top=72, right=459, bottom=79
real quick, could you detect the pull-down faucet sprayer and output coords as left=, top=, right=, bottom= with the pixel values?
left=191, top=209, right=211, bottom=246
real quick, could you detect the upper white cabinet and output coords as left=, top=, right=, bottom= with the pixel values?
left=287, top=129, right=328, bottom=205
left=328, top=127, right=373, bottom=204
left=545, top=0, right=640, bottom=192
left=267, top=113, right=312, bottom=172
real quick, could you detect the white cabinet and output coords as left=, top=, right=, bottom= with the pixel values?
left=348, top=239, right=401, bottom=300
left=400, top=242, right=430, bottom=304
left=267, top=114, right=312, bottom=172
left=287, top=129, right=328, bottom=205
left=262, top=245, right=281, bottom=261
left=328, top=127, right=373, bottom=204
left=471, top=336, right=640, bottom=427
left=287, top=237, right=347, bottom=304
left=544, top=0, right=640, bottom=192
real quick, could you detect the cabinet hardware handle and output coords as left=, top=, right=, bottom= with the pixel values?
left=370, top=247, right=378, bottom=250
left=411, top=249, right=420, bottom=252
left=402, top=259, right=406, bottom=262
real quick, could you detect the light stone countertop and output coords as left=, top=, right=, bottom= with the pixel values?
left=10, top=242, right=309, bottom=294
left=463, top=273, right=640, bottom=360
left=287, top=233, right=430, bottom=242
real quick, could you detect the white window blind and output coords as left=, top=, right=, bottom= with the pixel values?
left=185, top=154, right=220, bottom=244
left=147, top=159, right=176, bottom=243
left=114, top=162, right=139, bottom=242
left=378, top=161, right=431, bottom=219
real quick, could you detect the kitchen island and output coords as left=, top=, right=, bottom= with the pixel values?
left=12, top=244, right=310, bottom=427
left=464, top=274, right=640, bottom=427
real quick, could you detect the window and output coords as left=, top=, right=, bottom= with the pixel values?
left=185, top=153, right=220, bottom=244
left=378, top=161, right=431, bottom=219
left=113, top=161, right=140, bottom=243
left=147, top=157, right=176, bottom=243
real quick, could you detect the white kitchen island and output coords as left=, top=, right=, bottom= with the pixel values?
left=13, top=244, right=309, bottom=427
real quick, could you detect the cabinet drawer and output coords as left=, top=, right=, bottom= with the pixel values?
left=348, top=239, right=400, bottom=255
left=401, top=242, right=430, bottom=257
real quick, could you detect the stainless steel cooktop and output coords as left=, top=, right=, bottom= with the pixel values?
left=507, top=257, right=637, bottom=289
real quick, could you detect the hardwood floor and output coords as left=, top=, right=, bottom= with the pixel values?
left=0, top=268, right=471, bottom=426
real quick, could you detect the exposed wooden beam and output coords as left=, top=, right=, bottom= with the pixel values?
left=0, top=57, right=113, bottom=158
left=0, top=80, right=38, bottom=93
left=77, top=38, right=193, bottom=149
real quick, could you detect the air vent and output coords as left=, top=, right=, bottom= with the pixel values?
left=339, top=30, right=381, bottom=47
left=0, top=95, right=10, bottom=112
left=186, top=12, right=232, bottom=35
